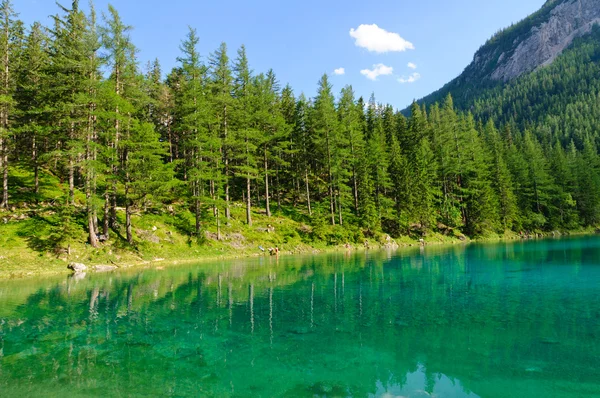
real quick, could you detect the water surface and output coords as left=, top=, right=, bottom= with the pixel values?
left=1, top=237, right=600, bottom=397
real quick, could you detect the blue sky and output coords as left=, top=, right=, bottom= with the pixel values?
left=20, top=0, right=545, bottom=109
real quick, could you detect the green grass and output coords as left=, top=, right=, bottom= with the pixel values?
left=4, top=164, right=589, bottom=280
left=0, top=165, right=385, bottom=278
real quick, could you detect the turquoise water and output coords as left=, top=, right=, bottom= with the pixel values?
left=1, top=237, right=600, bottom=397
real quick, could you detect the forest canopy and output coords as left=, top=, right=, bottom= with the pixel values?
left=1, top=0, right=599, bottom=254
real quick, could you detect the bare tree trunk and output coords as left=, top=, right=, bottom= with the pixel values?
left=69, top=158, right=75, bottom=205
left=210, top=179, right=216, bottom=217
left=103, top=192, right=110, bottom=237
left=246, top=176, right=252, bottom=226
left=223, top=105, right=230, bottom=221
left=194, top=181, right=201, bottom=238
left=111, top=64, right=120, bottom=231
left=1, top=146, right=6, bottom=208
left=216, top=207, right=221, bottom=241
left=88, top=209, right=99, bottom=247
left=276, top=157, right=281, bottom=212
left=305, top=169, right=311, bottom=216
left=0, top=136, right=3, bottom=208
left=125, top=166, right=132, bottom=245
left=245, top=136, right=252, bottom=226
left=338, top=189, right=343, bottom=226
left=1, top=18, right=8, bottom=210
left=110, top=186, right=117, bottom=230
left=168, top=124, right=174, bottom=162
left=87, top=109, right=98, bottom=247
left=32, top=136, right=39, bottom=197
left=125, top=196, right=132, bottom=245
left=350, top=141, right=358, bottom=215
left=264, top=147, right=271, bottom=217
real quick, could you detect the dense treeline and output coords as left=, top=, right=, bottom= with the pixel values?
left=1, top=1, right=599, bottom=252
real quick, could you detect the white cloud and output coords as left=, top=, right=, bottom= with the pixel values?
left=398, top=72, right=421, bottom=84
left=349, top=24, right=414, bottom=53
left=407, top=62, right=417, bottom=70
left=333, top=67, right=345, bottom=75
left=360, top=64, right=394, bottom=81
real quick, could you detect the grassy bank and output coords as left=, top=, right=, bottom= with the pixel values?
left=0, top=165, right=596, bottom=279
left=0, top=206, right=469, bottom=279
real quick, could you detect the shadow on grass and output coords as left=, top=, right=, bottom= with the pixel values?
left=277, top=205, right=311, bottom=224
left=16, top=214, right=61, bottom=253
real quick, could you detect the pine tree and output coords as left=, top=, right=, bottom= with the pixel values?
left=15, top=22, right=48, bottom=199
left=208, top=42, right=234, bottom=222
left=175, top=27, right=210, bottom=237
left=232, top=45, right=257, bottom=225
left=292, top=94, right=312, bottom=215
left=100, top=4, right=140, bottom=244
left=337, top=86, right=362, bottom=217
left=311, top=74, right=339, bottom=225
left=0, top=0, right=18, bottom=209
left=483, top=120, right=518, bottom=231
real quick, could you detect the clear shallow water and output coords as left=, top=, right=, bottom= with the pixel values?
left=1, top=237, right=600, bottom=397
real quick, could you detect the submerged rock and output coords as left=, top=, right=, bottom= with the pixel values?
left=68, top=262, right=87, bottom=273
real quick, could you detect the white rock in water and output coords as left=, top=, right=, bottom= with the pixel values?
left=68, top=262, right=87, bottom=273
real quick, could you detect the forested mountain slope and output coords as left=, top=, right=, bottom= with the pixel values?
left=417, top=0, right=600, bottom=114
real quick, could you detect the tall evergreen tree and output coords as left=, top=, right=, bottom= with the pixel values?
left=0, top=0, right=18, bottom=208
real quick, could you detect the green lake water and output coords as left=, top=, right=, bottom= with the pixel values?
left=1, top=237, right=600, bottom=397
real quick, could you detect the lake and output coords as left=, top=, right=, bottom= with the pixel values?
left=1, top=236, right=600, bottom=397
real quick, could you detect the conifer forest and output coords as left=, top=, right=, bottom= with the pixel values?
left=1, top=0, right=600, bottom=257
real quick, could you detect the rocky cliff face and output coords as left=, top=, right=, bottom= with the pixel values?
left=485, top=0, right=600, bottom=81
left=413, top=0, right=600, bottom=112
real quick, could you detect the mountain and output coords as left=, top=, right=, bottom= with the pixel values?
left=416, top=0, right=600, bottom=118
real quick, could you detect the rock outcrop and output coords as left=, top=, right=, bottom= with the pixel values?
left=490, top=0, right=600, bottom=81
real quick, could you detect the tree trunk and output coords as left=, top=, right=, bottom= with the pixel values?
left=338, top=189, right=343, bottom=226
left=125, top=197, right=132, bottom=245
left=264, top=147, right=271, bottom=217
left=276, top=158, right=281, bottom=212
left=88, top=208, right=99, bottom=247
left=216, top=207, right=221, bottom=241
left=69, top=158, right=75, bottom=205
left=2, top=148, right=6, bottom=209
left=168, top=124, right=174, bottom=162
left=125, top=173, right=132, bottom=244
left=350, top=140, right=358, bottom=215
left=103, top=192, right=110, bottom=237
left=246, top=176, right=252, bottom=226
left=305, top=169, right=311, bottom=216
left=110, top=184, right=117, bottom=230
left=0, top=137, right=6, bottom=209
left=1, top=19, right=8, bottom=210
left=195, top=181, right=201, bottom=238
left=223, top=105, right=230, bottom=221
left=32, top=136, right=39, bottom=197
left=245, top=135, right=252, bottom=226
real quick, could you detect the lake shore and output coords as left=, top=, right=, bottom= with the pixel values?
left=1, top=226, right=596, bottom=280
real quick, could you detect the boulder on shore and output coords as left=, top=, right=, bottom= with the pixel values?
left=68, top=262, right=87, bottom=273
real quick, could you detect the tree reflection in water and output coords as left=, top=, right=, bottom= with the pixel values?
left=0, top=236, right=599, bottom=397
